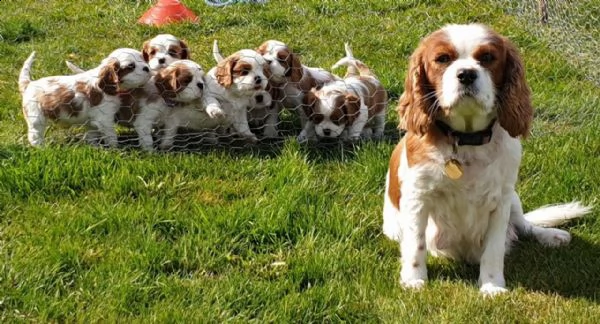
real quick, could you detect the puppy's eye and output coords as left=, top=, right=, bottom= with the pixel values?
left=150, top=50, right=157, bottom=56
left=197, top=82, right=204, bottom=90
left=168, top=50, right=177, bottom=57
left=127, top=62, right=136, bottom=69
left=435, top=54, right=451, bottom=64
left=479, top=52, right=495, bottom=64
left=240, top=69, right=250, bottom=76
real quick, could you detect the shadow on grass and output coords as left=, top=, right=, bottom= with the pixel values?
left=424, top=234, right=600, bottom=302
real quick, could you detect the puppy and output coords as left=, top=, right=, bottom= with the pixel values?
left=116, top=59, right=206, bottom=151
left=66, top=34, right=189, bottom=74
left=142, top=34, right=190, bottom=72
left=204, top=47, right=271, bottom=143
left=19, top=48, right=151, bottom=147
left=298, top=43, right=387, bottom=142
left=383, top=24, right=591, bottom=296
left=213, top=40, right=277, bottom=138
left=256, top=40, right=342, bottom=130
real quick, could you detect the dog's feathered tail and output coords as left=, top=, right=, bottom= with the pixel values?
left=331, top=43, right=374, bottom=78
left=523, top=202, right=592, bottom=227
left=19, top=52, right=36, bottom=94
left=213, top=40, right=225, bottom=63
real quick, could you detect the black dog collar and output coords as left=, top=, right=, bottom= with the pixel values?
left=435, top=119, right=496, bottom=146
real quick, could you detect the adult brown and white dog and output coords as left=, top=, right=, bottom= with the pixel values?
left=255, top=40, right=342, bottom=134
left=382, top=24, right=591, bottom=296
left=19, top=48, right=151, bottom=147
left=298, top=43, right=387, bottom=142
left=203, top=48, right=271, bottom=143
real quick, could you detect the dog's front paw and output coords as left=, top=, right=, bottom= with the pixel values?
left=206, top=104, right=226, bottom=119
left=401, top=278, right=426, bottom=290
left=479, top=283, right=508, bottom=297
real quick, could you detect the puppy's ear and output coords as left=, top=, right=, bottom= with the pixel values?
left=343, top=93, right=361, bottom=125
left=302, top=90, right=318, bottom=121
left=263, top=61, right=272, bottom=82
left=97, top=58, right=120, bottom=95
left=179, top=39, right=190, bottom=59
left=142, top=40, right=151, bottom=63
left=155, top=67, right=177, bottom=98
left=289, top=52, right=303, bottom=83
left=496, top=37, right=533, bottom=138
left=216, top=55, right=237, bottom=88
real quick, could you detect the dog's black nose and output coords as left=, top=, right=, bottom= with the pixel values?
left=457, top=68, right=478, bottom=85
left=158, top=58, right=166, bottom=64
left=143, top=67, right=150, bottom=73
left=323, top=129, right=331, bottom=136
left=197, top=82, right=204, bottom=90
left=255, top=94, right=264, bottom=103
left=254, top=76, right=262, bottom=84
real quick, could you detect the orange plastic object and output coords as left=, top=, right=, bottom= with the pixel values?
left=138, top=0, right=199, bottom=26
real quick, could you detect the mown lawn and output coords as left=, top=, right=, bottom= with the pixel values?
left=0, top=0, right=599, bottom=322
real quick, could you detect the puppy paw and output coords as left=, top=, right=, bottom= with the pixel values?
left=536, top=228, right=572, bottom=247
left=479, top=283, right=508, bottom=297
left=206, top=105, right=226, bottom=119
left=401, top=279, right=426, bottom=290
left=262, top=126, right=279, bottom=138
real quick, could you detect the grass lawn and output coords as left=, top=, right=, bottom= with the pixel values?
left=1, top=0, right=599, bottom=321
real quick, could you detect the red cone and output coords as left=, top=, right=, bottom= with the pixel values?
left=138, top=0, right=199, bottom=26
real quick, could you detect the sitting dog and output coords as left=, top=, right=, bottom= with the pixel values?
left=298, top=43, right=387, bottom=142
left=383, top=23, right=591, bottom=295
left=19, top=48, right=151, bottom=147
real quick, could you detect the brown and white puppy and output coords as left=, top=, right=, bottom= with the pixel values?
left=204, top=48, right=271, bottom=143
left=113, top=59, right=206, bottom=151
left=67, top=34, right=190, bottom=74
left=256, top=40, right=342, bottom=129
left=383, top=24, right=591, bottom=296
left=142, top=34, right=190, bottom=72
left=212, top=40, right=277, bottom=138
left=19, top=48, right=151, bottom=147
left=298, top=43, right=387, bottom=142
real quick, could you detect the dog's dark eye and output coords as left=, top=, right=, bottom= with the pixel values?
left=150, top=50, right=157, bottom=56
left=127, top=62, right=136, bottom=69
left=240, top=69, right=250, bottom=76
left=312, top=113, right=324, bottom=124
left=435, top=54, right=451, bottom=64
left=168, top=50, right=177, bottom=57
left=479, top=52, right=495, bottom=64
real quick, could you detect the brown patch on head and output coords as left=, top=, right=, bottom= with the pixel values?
left=141, top=41, right=154, bottom=63
left=155, top=64, right=194, bottom=99
left=399, top=30, right=454, bottom=135
left=35, top=84, right=78, bottom=120
left=387, top=140, right=403, bottom=210
left=97, top=58, right=121, bottom=96
left=216, top=54, right=240, bottom=88
left=302, top=90, right=323, bottom=124
left=330, top=93, right=361, bottom=126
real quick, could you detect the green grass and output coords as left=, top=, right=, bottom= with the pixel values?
left=1, top=0, right=599, bottom=322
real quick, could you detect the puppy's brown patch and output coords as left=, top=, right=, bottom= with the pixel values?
left=359, top=77, right=388, bottom=117
left=155, top=64, right=194, bottom=98
left=35, top=83, right=78, bottom=119
left=75, top=82, right=104, bottom=107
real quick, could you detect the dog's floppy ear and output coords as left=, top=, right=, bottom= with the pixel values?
left=343, top=93, right=361, bottom=125
left=288, top=52, right=303, bottom=83
left=97, top=58, right=120, bottom=95
left=216, top=54, right=238, bottom=88
left=179, top=39, right=190, bottom=60
left=302, top=90, right=319, bottom=121
left=142, top=40, right=151, bottom=63
left=155, top=66, right=177, bottom=98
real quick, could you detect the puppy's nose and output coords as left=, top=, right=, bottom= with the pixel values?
left=158, top=58, right=166, bottom=64
left=323, top=129, right=331, bottom=136
left=457, top=68, right=478, bottom=85
left=143, top=67, right=150, bottom=73
left=255, top=94, right=264, bottom=103
left=254, top=76, right=262, bottom=84
left=197, top=82, right=204, bottom=90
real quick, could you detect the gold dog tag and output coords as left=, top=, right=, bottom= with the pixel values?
left=444, top=159, right=463, bottom=180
